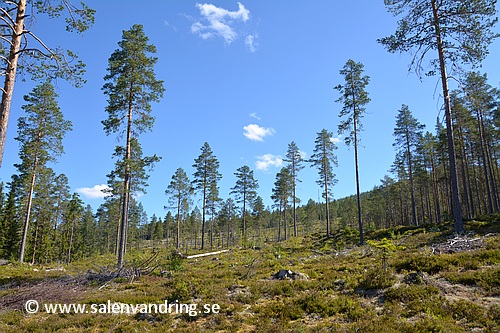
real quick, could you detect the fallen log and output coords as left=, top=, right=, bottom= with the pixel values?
left=186, top=250, right=229, bottom=259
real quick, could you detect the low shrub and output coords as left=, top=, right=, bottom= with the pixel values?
left=443, top=267, right=500, bottom=296
left=358, top=266, right=396, bottom=290
left=295, top=292, right=365, bottom=321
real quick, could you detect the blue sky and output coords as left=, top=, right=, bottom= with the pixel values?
left=1, top=1, right=499, bottom=218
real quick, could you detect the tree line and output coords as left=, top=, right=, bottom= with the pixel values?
left=0, top=1, right=498, bottom=267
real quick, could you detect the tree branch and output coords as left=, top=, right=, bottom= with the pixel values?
left=22, top=30, right=56, bottom=58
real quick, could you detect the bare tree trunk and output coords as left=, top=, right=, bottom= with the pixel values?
left=19, top=155, right=38, bottom=263
left=430, top=153, right=442, bottom=223
left=476, top=109, right=494, bottom=213
left=0, top=0, right=26, bottom=167
left=117, top=90, right=133, bottom=269
left=292, top=161, right=298, bottom=237
left=176, top=196, right=181, bottom=249
left=31, top=220, right=39, bottom=265
left=484, top=139, right=499, bottom=211
left=353, top=116, right=364, bottom=244
left=431, top=0, right=463, bottom=232
left=201, top=187, right=206, bottom=250
left=473, top=153, right=483, bottom=215
left=283, top=200, right=287, bottom=241
left=456, top=122, right=472, bottom=219
left=465, top=150, right=476, bottom=218
left=406, top=128, right=418, bottom=226
left=67, top=217, right=75, bottom=264
left=324, top=181, right=330, bottom=237
left=242, top=190, right=247, bottom=238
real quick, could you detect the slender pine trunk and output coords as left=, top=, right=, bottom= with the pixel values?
left=431, top=0, right=463, bottom=232
left=476, top=109, right=494, bottom=213
left=176, top=195, right=181, bottom=249
left=406, top=129, right=418, bottom=225
left=117, top=89, right=133, bottom=269
left=353, top=116, right=364, bottom=245
left=19, top=153, right=38, bottom=263
left=201, top=185, right=206, bottom=250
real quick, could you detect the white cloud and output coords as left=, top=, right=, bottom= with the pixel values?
left=192, top=2, right=250, bottom=44
left=245, top=34, right=258, bottom=52
left=299, top=150, right=307, bottom=159
left=243, top=124, right=275, bottom=142
left=330, top=136, right=342, bottom=144
left=76, top=184, right=111, bottom=199
left=256, top=154, right=283, bottom=171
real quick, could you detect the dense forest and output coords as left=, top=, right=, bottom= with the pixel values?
left=0, top=0, right=499, bottom=268
left=0, top=71, right=498, bottom=264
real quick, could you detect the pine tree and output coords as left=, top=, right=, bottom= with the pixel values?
left=463, top=71, right=499, bottom=213
left=309, top=129, right=338, bottom=237
left=102, top=24, right=164, bottom=269
left=284, top=141, right=304, bottom=237
left=63, top=193, right=84, bottom=264
left=79, top=205, right=96, bottom=258
left=0, top=0, right=94, bottom=166
left=230, top=165, right=258, bottom=239
left=252, top=196, right=266, bottom=240
left=192, top=142, right=222, bottom=250
left=378, top=0, right=499, bottom=232
left=166, top=168, right=193, bottom=249
left=335, top=59, right=370, bottom=245
left=218, top=199, right=237, bottom=247
left=393, top=105, right=425, bottom=226
left=15, top=82, right=71, bottom=263
left=271, top=167, right=293, bottom=241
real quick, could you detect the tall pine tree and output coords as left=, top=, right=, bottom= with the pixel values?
left=271, top=167, right=293, bottom=241
left=393, top=105, right=425, bottom=226
left=335, top=59, right=370, bottom=245
left=102, top=24, right=164, bottom=269
left=192, top=142, right=222, bottom=250
left=309, top=129, right=338, bottom=237
left=230, top=165, right=258, bottom=239
left=15, top=82, right=71, bottom=263
left=284, top=141, right=304, bottom=237
left=166, top=168, right=193, bottom=249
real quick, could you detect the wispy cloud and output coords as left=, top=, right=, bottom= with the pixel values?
left=243, top=124, right=275, bottom=142
left=256, top=154, right=283, bottom=171
left=245, top=34, right=258, bottom=52
left=249, top=112, right=261, bottom=120
left=191, top=2, right=250, bottom=44
left=164, top=20, right=177, bottom=31
left=190, top=2, right=258, bottom=52
left=76, top=184, right=111, bottom=199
